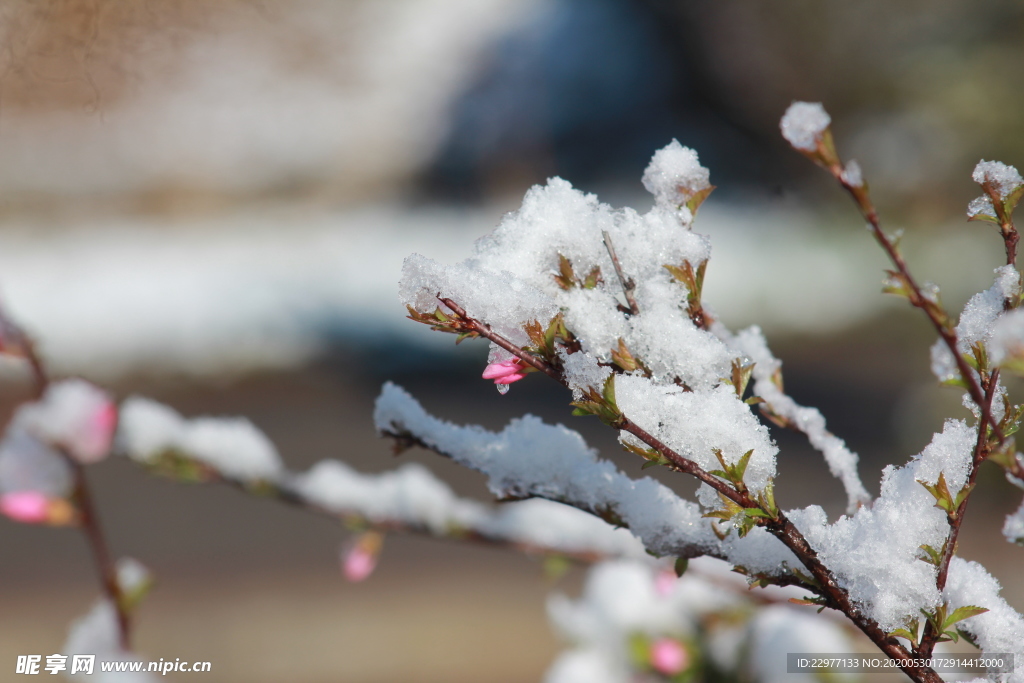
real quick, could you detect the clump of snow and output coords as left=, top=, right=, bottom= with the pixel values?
left=400, top=143, right=715, bottom=387
left=558, top=349, right=612, bottom=400
left=727, top=325, right=870, bottom=512
left=780, top=102, right=831, bottom=152
left=613, top=376, right=777, bottom=505
left=973, top=160, right=1023, bottom=199
left=790, top=419, right=976, bottom=632
left=1003, top=497, right=1024, bottom=545
left=64, top=600, right=155, bottom=682
left=841, top=160, right=863, bottom=188
left=116, top=557, right=152, bottom=596
left=990, top=308, right=1024, bottom=368
left=15, top=380, right=116, bottom=464
left=291, top=459, right=483, bottom=534
left=748, top=606, right=854, bottom=683
left=117, top=397, right=283, bottom=482
left=944, top=558, right=1024, bottom=683
left=641, top=140, right=711, bottom=215
left=967, top=195, right=996, bottom=220
left=931, top=265, right=1020, bottom=382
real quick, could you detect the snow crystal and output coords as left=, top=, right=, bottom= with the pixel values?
left=944, top=558, right=1024, bottom=683
left=559, top=349, right=611, bottom=400
left=641, top=140, right=711, bottom=214
left=967, top=195, right=996, bottom=220
left=728, top=325, right=870, bottom=512
left=117, top=397, right=283, bottom=482
left=780, top=102, right=831, bottom=152
left=1003, top=497, right=1024, bottom=545
left=790, top=419, right=976, bottom=632
left=973, top=160, right=1023, bottom=199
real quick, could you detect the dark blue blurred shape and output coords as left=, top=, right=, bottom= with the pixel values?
left=423, top=0, right=743, bottom=200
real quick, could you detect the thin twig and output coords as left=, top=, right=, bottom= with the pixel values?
left=16, top=330, right=131, bottom=650
left=70, top=459, right=131, bottom=650
left=601, top=230, right=639, bottom=315
left=835, top=174, right=1004, bottom=445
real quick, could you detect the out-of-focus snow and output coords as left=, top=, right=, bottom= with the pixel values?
left=0, top=201, right=1001, bottom=379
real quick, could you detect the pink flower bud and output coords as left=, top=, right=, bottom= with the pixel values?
left=482, top=358, right=528, bottom=385
left=1, top=491, right=51, bottom=524
left=341, top=531, right=383, bottom=582
left=654, top=569, right=677, bottom=597
left=650, top=638, right=688, bottom=676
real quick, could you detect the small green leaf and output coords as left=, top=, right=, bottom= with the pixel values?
left=943, top=605, right=989, bottom=630
left=674, top=557, right=689, bottom=577
left=734, top=449, right=754, bottom=481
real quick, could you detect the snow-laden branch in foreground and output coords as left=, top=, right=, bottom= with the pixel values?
left=116, top=396, right=645, bottom=562
left=375, top=382, right=800, bottom=574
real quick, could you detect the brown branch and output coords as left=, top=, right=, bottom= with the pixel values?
left=70, top=459, right=131, bottom=650
left=834, top=173, right=1004, bottom=446
left=14, top=323, right=131, bottom=650
left=601, top=230, right=639, bottom=315
left=982, top=184, right=1019, bottom=268
left=426, top=295, right=940, bottom=683
left=157, top=461, right=614, bottom=566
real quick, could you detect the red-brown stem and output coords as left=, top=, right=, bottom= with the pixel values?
left=70, top=460, right=130, bottom=650
left=211, top=466, right=611, bottom=564
left=918, top=369, right=998, bottom=658
left=433, top=296, right=941, bottom=683
left=18, top=335, right=131, bottom=650
left=836, top=175, right=1003, bottom=445
left=983, top=184, right=1019, bottom=268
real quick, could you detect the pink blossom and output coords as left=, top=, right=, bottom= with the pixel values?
left=481, top=358, right=528, bottom=384
left=0, top=491, right=51, bottom=524
left=650, top=638, right=688, bottom=676
left=71, top=401, right=118, bottom=464
left=654, top=569, right=677, bottom=597
left=341, top=532, right=383, bottom=582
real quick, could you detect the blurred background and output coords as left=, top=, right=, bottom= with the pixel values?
left=0, top=1, right=1023, bottom=681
